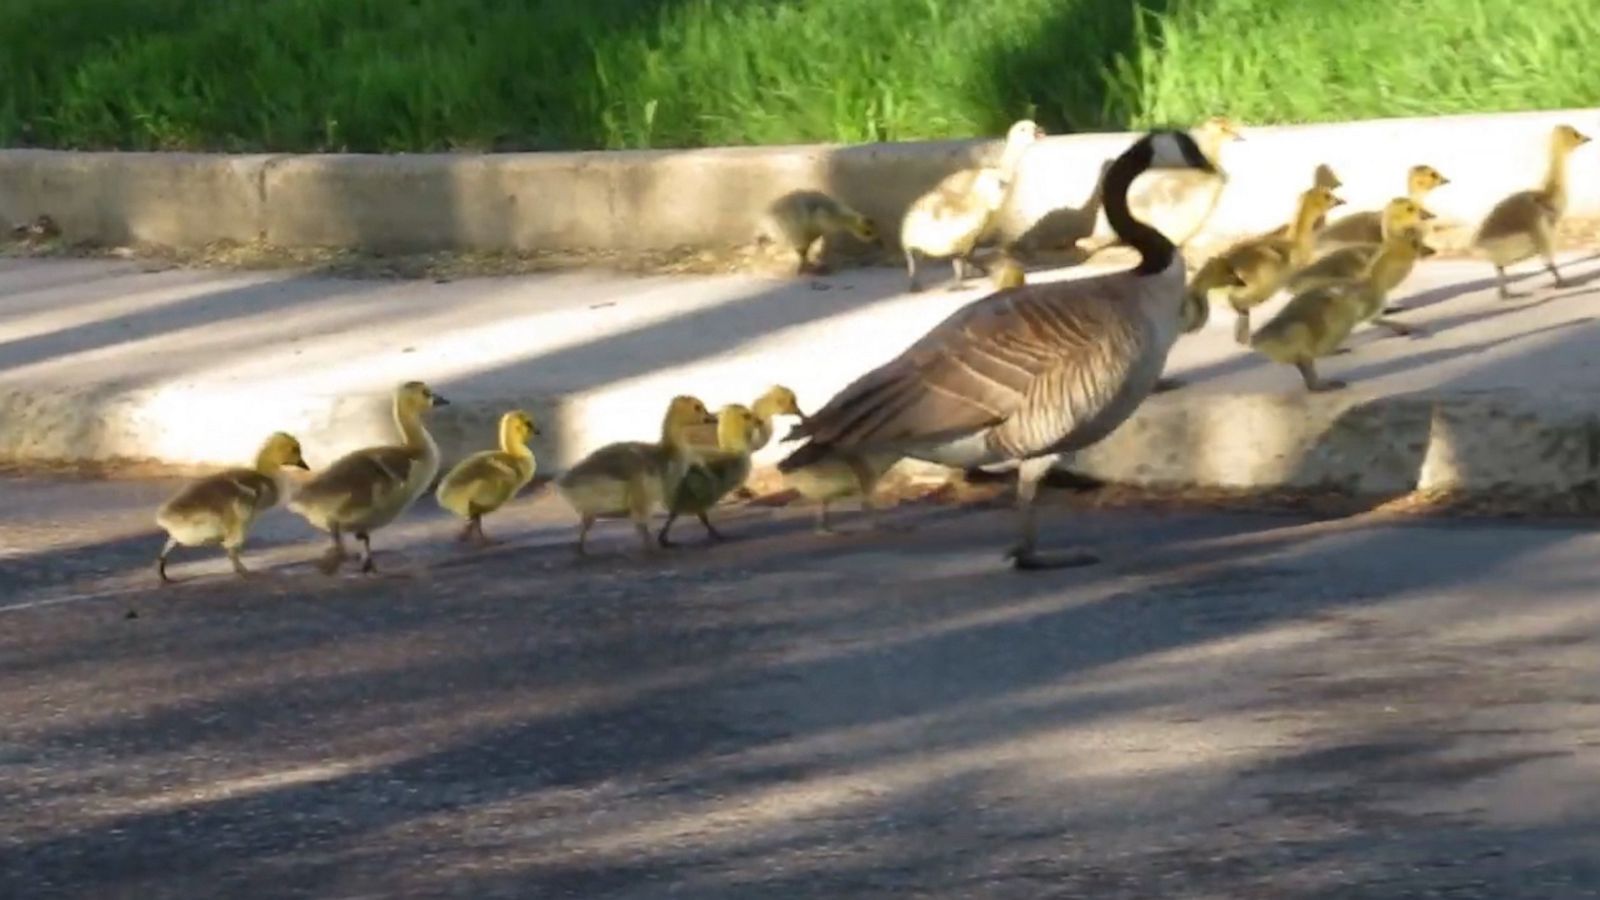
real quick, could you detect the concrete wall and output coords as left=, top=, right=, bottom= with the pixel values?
left=2, top=107, right=1594, bottom=257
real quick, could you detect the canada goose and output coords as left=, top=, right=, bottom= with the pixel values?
left=1251, top=230, right=1438, bottom=391
left=1188, top=185, right=1346, bottom=344
left=434, top=409, right=540, bottom=545
left=900, top=119, right=1045, bottom=292
left=1285, top=198, right=1437, bottom=294
left=659, top=403, right=760, bottom=546
left=1474, top=124, right=1592, bottom=299
left=778, top=129, right=1218, bottom=570
left=783, top=450, right=902, bottom=534
left=556, top=395, right=718, bottom=555
left=154, top=431, right=309, bottom=583
left=1079, top=115, right=1245, bottom=257
left=757, top=191, right=880, bottom=275
left=1316, top=165, right=1450, bottom=250
left=287, top=381, right=448, bottom=574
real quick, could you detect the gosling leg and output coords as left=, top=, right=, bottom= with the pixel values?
left=317, top=526, right=348, bottom=575
left=1494, top=264, right=1525, bottom=300
left=356, top=531, right=376, bottom=574
left=156, top=537, right=179, bottom=584
left=575, top=514, right=595, bottom=557
left=1295, top=358, right=1347, bottom=393
left=949, top=257, right=970, bottom=291
left=1233, top=310, right=1252, bottom=345
left=657, top=512, right=681, bottom=548
left=905, top=249, right=923, bottom=293
left=813, top=501, right=839, bottom=535
left=697, top=512, right=726, bottom=542
left=225, top=546, right=251, bottom=579
left=1004, top=455, right=1100, bottom=571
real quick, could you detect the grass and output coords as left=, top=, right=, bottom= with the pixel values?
left=0, top=0, right=1595, bottom=153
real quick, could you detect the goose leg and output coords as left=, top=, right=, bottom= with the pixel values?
left=1005, top=455, right=1100, bottom=571
left=156, top=537, right=179, bottom=584
left=1295, top=359, right=1346, bottom=392
left=356, top=532, right=376, bottom=574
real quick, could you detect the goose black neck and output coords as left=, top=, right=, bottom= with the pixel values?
left=1103, top=145, right=1176, bottom=276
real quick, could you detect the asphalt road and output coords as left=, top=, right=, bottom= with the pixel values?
left=4, top=475, right=1600, bottom=898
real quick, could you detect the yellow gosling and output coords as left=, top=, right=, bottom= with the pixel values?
left=435, top=410, right=540, bottom=545
left=154, top=431, right=309, bottom=583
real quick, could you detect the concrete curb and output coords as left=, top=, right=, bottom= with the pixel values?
left=2, top=382, right=1595, bottom=499
left=2, top=108, right=1596, bottom=256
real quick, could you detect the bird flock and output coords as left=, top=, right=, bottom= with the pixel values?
left=154, top=119, right=1594, bottom=579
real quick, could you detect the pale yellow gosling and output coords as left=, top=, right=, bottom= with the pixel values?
left=757, top=191, right=881, bottom=275
left=555, top=395, right=718, bottom=556
left=1264, top=163, right=1344, bottom=240
left=435, top=409, right=540, bottom=546
left=1474, top=124, right=1592, bottom=299
left=1189, top=185, right=1347, bottom=344
left=154, top=431, right=309, bottom=583
left=1080, top=115, right=1246, bottom=256
left=287, top=381, right=449, bottom=575
left=900, top=119, right=1045, bottom=292
left=782, top=450, right=902, bottom=534
left=1316, top=164, right=1450, bottom=250
left=1286, top=198, right=1437, bottom=293
left=683, top=384, right=806, bottom=454
left=658, top=404, right=761, bottom=547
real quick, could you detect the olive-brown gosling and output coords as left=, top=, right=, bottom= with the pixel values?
left=1251, top=230, right=1437, bottom=391
left=154, top=431, right=309, bottom=583
left=1473, top=124, right=1592, bottom=300
left=1316, top=165, right=1450, bottom=251
left=782, top=450, right=902, bottom=534
left=1285, top=198, right=1437, bottom=294
left=757, top=191, right=880, bottom=276
left=287, top=381, right=448, bottom=575
left=555, top=395, right=718, bottom=556
left=900, top=119, right=1045, bottom=292
left=658, top=404, right=761, bottom=546
left=1188, top=185, right=1347, bottom=344
left=434, top=410, right=540, bottom=546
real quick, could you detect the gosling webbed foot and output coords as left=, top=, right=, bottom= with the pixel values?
left=1308, top=379, right=1348, bottom=393
left=1005, top=546, right=1102, bottom=571
left=1153, top=377, right=1186, bottom=393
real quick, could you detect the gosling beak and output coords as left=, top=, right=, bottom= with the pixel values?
left=294, top=459, right=311, bottom=470
left=1330, top=195, right=1347, bottom=207
left=1420, top=207, right=1438, bottom=221
left=1579, top=133, right=1593, bottom=146
left=1437, top=176, right=1452, bottom=186
left=433, top=394, right=452, bottom=407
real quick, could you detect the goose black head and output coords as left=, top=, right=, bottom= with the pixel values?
left=1135, top=129, right=1218, bottom=175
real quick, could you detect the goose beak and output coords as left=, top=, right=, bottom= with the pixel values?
left=433, top=394, right=452, bottom=407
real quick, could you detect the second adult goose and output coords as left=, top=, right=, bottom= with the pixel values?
left=777, top=130, right=1218, bottom=570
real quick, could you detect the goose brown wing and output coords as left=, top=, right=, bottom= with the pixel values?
left=795, top=278, right=1150, bottom=456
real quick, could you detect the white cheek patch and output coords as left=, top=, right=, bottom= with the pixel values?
left=1148, top=131, right=1192, bottom=168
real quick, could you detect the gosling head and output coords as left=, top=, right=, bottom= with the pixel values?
left=1553, top=124, right=1592, bottom=154
left=1313, top=163, right=1343, bottom=191
left=1408, top=164, right=1449, bottom=192
left=1005, top=119, right=1046, bottom=148
left=715, top=404, right=760, bottom=452
left=1134, top=129, right=1218, bottom=175
left=501, top=409, right=540, bottom=447
left=848, top=212, right=881, bottom=246
left=1199, top=115, right=1246, bottom=144
left=397, top=381, right=450, bottom=416
left=258, top=431, right=310, bottom=471
left=1304, top=185, right=1346, bottom=217
left=1383, top=197, right=1437, bottom=231
left=754, top=385, right=806, bottom=420
left=663, top=395, right=719, bottom=437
